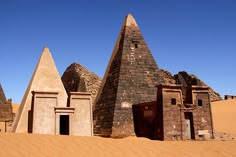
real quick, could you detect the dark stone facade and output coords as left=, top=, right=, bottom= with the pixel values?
left=133, top=84, right=214, bottom=140
left=93, top=14, right=164, bottom=137
left=156, top=85, right=214, bottom=140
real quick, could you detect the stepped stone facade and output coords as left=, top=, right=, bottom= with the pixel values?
left=11, top=47, right=93, bottom=136
left=93, top=14, right=164, bottom=137
left=61, top=63, right=102, bottom=105
left=0, top=84, right=13, bottom=132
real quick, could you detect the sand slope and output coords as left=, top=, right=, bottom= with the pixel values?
left=211, top=99, right=236, bottom=137
left=0, top=99, right=235, bottom=157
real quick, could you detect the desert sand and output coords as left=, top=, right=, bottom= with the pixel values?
left=0, top=99, right=235, bottom=157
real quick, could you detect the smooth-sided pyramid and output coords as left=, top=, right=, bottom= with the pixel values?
left=11, top=47, right=67, bottom=133
left=93, top=14, right=164, bottom=137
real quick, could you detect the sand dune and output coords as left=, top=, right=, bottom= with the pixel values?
left=211, top=99, right=236, bottom=137
left=1, top=133, right=236, bottom=157
left=11, top=104, right=19, bottom=114
left=0, top=99, right=235, bottom=157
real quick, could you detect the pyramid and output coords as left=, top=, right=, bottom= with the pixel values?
left=11, top=47, right=67, bottom=133
left=0, top=84, right=7, bottom=104
left=93, top=14, right=163, bottom=137
left=61, top=63, right=102, bottom=104
left=0, top=83, right=13, bottom=123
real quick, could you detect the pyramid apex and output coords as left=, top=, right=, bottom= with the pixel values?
left=43, top=46, right=50, bottom=52
left=124, top=13, right=138, bottom=27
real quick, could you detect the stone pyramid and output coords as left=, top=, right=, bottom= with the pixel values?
left=93, top=14, right=163, bottom=137
left=0, top=84, right=7, bottom=104
left=61, top=63, right=102, bottom=104
left=11, top=47, right=67, bottom=133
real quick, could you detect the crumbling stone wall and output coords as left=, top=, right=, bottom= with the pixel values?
left=174, top=71, right=222, bottom=102
left=224, top=95, right=236, bottom=100
left=0, top=84, right=13, bottom=132
left=61, top=63, right=102, bottom=104
left=156, top=85, right=214, bottom=140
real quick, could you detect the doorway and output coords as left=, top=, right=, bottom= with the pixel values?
left=132, top=102, right=156, bottom=139
left=184, top=112, right=195, bottom=140
left=59, top=115, right=69, bottom=135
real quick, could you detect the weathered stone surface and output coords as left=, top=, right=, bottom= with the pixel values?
left=174, top=71, right=222, bottom=102
left=159, top=69, right=176, bottom=84
left=61, top=63, right=102, bottom=104
left=133, top=84, right=215, bottom=141
left=0, top=83, right=13, bottom=132
left=0, top=84, right=7, bottom=105
left=93, top=14, right=164, bottom=137
left=224, top=95, right=236, bottom=100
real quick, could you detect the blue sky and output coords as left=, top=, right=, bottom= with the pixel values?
left=0, top=0, right=236, bottom=103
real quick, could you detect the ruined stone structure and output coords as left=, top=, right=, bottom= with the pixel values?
left=174, top=71, right=222, bottom=102
left=155, top=84, right=214, bottom=140
left=93, top=14, right=164, bottom=137
left=11, top=47, right=93, bottom=136
left=0, top=84, right=13, bottom=132
left=224, top=95, right=236, bottom=100
left=0, top=84, right=7, bottom=105
left=133, top=84, right=214, bottom=140
left=61, top=63, right=102, bottom=105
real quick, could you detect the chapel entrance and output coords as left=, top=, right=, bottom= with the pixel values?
left=132, top=102, right=156, bottom=139
left=184, top=112, right=195, bottom=140
left=59, top=115, right=69, bottom=135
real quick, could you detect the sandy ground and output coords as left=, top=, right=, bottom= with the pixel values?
left=211, top=99, right=236, bottom=138
left=12, top=103, right=19, bottom=114
left=0, top=99, right=235, bottom=157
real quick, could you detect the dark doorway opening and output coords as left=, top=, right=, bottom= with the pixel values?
left=132, top=102, right=156, bottom=140
left=184, top=112, right=195, bottom=139
left=60, top=115, right=69, bottom=135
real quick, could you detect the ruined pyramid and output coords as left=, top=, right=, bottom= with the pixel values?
left=93, top=14, right=164, bottom=137
left=0, top=84, right=7, bottom=105
left=11, top=47, right=67, bottom=133
left=0, top=83, right=13, bottom=123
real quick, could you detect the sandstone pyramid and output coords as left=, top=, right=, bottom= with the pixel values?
left=11, top=47, right=67, bottom=133
left=93, top=14, right=164, bottom=137
left=61, top=63, right=102, bottom=104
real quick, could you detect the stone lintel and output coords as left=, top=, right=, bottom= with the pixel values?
left=54, top=107, right=75, bottom=113
left=157, top=84, right=183, bottom=89
left=69, top=92, right=92, bottom=99
left=32, top=91, right=59, bottom=98
left=189, top=85, right=209, bottom=91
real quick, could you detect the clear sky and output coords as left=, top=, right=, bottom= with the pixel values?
left=0, top=0, right=236, bottom=103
